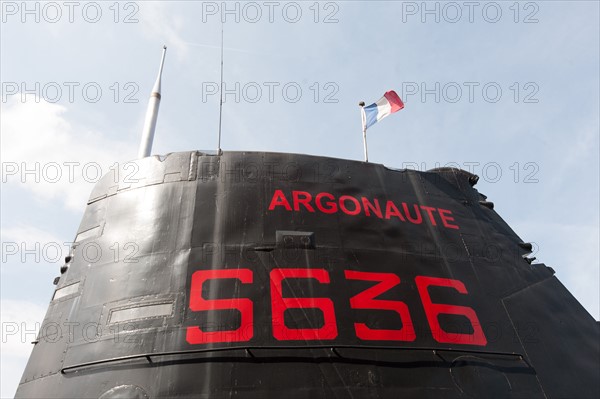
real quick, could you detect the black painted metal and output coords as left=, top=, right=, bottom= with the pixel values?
left=15, top=151, right=600, bottom=398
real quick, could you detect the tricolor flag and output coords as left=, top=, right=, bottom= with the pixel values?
left=362, top=90, right=404, bottom=130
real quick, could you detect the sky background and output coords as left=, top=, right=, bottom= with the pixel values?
left=1, top=1, right=599, bottom=397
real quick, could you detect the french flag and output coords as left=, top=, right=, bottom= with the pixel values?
left=362, top=90, right=404, bottom=130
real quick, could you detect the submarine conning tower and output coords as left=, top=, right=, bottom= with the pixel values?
left=16, top=151, right=600, bottom=398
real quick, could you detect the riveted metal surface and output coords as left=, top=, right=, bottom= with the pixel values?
left=16, top=151, right=599, bottom=398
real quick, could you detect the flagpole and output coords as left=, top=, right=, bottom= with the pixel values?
left=359, top=101, right=368, bottom=162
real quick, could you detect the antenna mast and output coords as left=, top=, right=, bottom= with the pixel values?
left=138, top=45, right=167, bottom=159
left=217, top=23, right=224, bottom=155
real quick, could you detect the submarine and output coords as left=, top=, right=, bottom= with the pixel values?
left=15, top=48, right=599, bottom=398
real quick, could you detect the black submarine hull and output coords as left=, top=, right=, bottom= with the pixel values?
left=16, top=151, right=599, bottom=398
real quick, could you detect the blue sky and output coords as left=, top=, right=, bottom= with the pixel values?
left=1, top=1, right=599, bottom=397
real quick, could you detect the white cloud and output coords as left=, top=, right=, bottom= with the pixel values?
left=1, top=224, right=63, bottom=247
left=138, top=3, right=189, bottom=60
left=0, top=224, right=68, bottom=274
left=1, top=300, right=46, bottom=398
left=1, top=97, right=131, bottom=213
